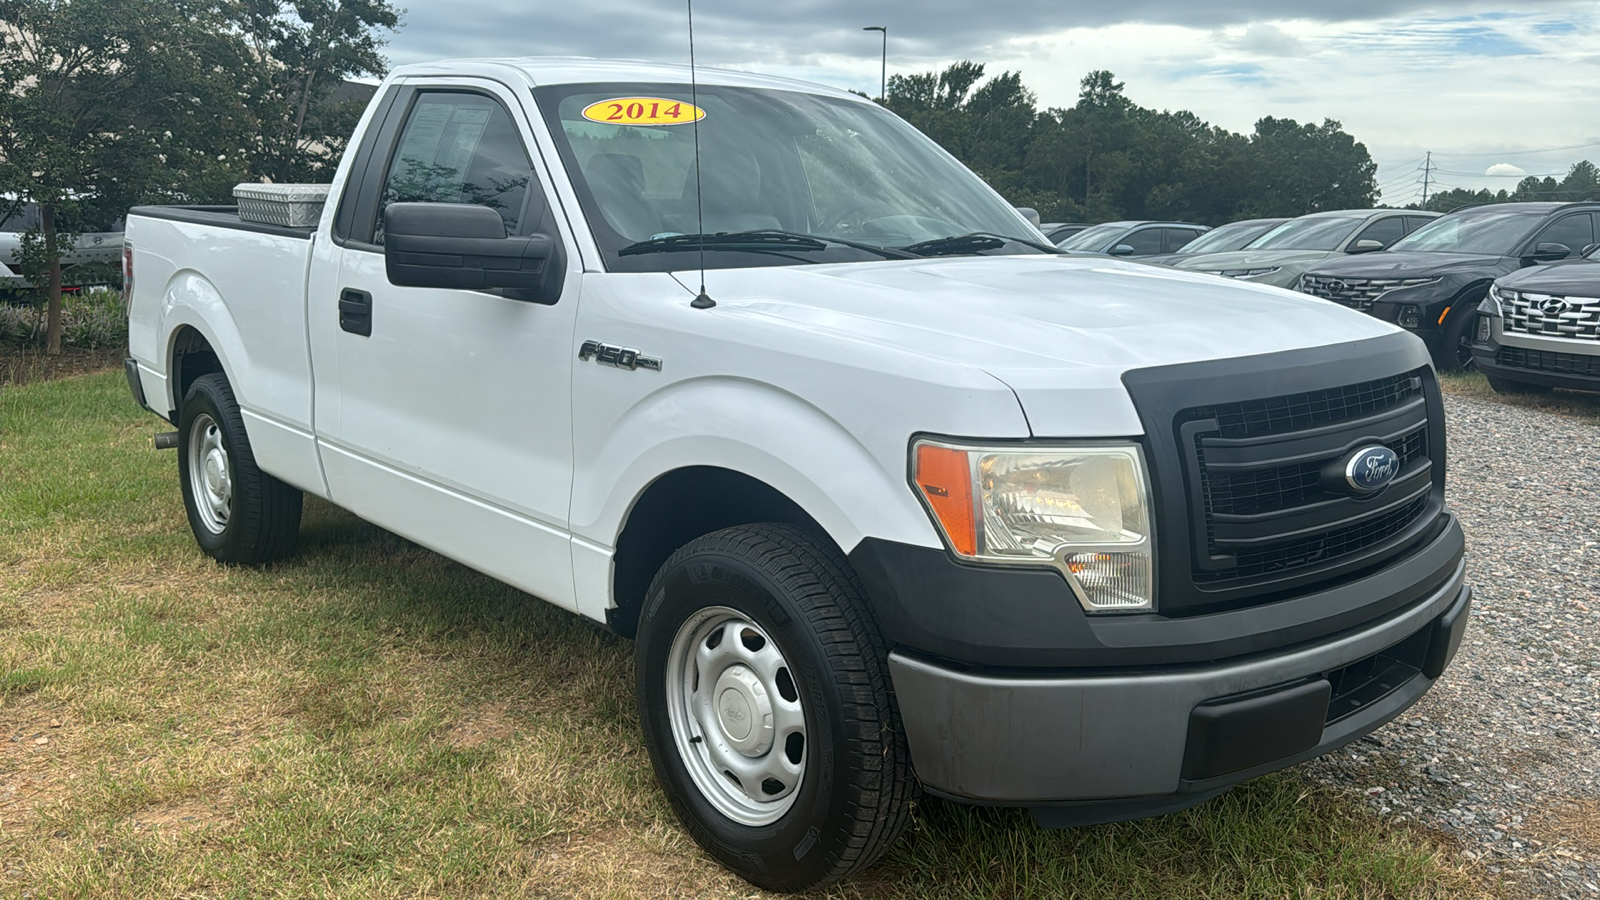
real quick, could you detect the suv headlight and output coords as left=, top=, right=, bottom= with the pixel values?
left=1208, top=267, right=1281, bottom=279
left=1484, top=284, right=1514, bottom=316
left=911, top=440, right=1154, bottom=612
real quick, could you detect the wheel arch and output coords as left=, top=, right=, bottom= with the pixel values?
left=159, top=271, right=243, bottom=419
left=606, top=466, right=827, bottom=638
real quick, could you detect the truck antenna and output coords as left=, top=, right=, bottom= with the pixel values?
left=687, top=0, right=715, bottom=309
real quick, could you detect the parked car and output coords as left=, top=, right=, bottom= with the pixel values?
left=1139, top=217, right=1289, bottom=266
left=1172, top=209, right=1435, bottom=289
left=1299, top=201, right=1600, bottom=370
left=1471, top=243, right=1600, bottom=393
left=1054, top=220, right=1208, bottom=257
left=123, top=57, right=1470, bottom=893
left=1040, top=221, right=1091, bottom=243
left=0, top=200, right=124, bottom=290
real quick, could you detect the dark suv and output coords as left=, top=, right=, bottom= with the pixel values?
left=1297, top=202, right=1600, bottom=370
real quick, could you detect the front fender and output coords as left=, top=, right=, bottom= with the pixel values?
left=571, top=376, right=944, bottom=556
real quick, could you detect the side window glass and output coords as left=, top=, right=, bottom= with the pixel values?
left=1353, top=216, right=1404, bottom=249
left=1122, top=228, right=1163, bottom=255
left=1403, top=216, right=1434, bottom=234
left=1165, top=228, right=1201, bottom=253
left=1533, top=214, right=1595, bottom=258
left=376, top=92, right=533, bottom=243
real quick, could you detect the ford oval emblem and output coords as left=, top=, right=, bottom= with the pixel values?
left=1345, top=445, right=1400, bottom=494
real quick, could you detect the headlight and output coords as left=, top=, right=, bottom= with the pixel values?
left=1484, top=284, right=1513, bottom=315
left=1209, top=267, right=1281, bottom=279
left=911, top=440, right=1154, bottom=612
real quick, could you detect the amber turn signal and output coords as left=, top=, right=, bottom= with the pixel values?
left=914, top=443, right=976, bottom=556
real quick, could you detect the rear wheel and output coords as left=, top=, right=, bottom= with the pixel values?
left=636, top=524, right=915, bottom=893
left=1485, top=374, right=1552, bottom=395
left=177, top=373, right=302, bottom=564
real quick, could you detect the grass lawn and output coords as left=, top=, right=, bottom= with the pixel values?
left=2, top=371, right=1486, bottom=898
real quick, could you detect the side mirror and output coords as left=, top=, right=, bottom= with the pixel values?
left=1347, top=239, right=1385, bottom=254
left=1526, top=242, right=1572, bottom=263
left=384, top=202, right=565, bottom=304
left=1582, top=242, right=1599, bottom=257
left=1109, top=243, right=1136, bottom=257
left=1014, top=206, right=1041, bottom=228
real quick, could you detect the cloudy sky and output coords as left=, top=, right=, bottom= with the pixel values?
left=386, top=1, right=1600, bottom=206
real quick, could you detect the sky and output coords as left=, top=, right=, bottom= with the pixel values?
left=384, top=1, right=1600, bottom=207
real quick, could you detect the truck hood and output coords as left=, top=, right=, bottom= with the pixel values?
left=1170, top=249, right=1335, bottom=272
left=1496, top=257, right=1600, bottom=294
left=1307, top=251, right=1516, bottom=280
left=678, top=255, right=1398, bottom=437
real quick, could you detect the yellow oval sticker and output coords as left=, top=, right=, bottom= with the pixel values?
left=581, top=97, right=706, bottom=127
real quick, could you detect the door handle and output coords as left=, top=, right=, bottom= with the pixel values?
left=339, top=288, right=372, bottom=337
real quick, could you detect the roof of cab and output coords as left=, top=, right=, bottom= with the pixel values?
left=388, top=57, right=865, bottom=101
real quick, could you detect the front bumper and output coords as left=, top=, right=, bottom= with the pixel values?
left=1473, top=335, right=1600, bottom=391
left=887, top=556, right=1469, bottom=821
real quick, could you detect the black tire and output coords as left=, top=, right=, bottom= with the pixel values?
left=177, top=372, right=302, bottom=564
left=635, top=524, right=916, bottom=893
left=1438, top=304, right=1479, bottom=372
left=1485, top=374, right=1552, bottom=395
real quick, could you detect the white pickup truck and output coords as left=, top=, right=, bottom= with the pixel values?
left=125, top=57, right=1472, bottom=892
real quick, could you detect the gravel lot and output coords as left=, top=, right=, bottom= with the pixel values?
left=1304, top=389, right=1600, bottom=899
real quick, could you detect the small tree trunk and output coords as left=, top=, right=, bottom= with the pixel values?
left=42, top=203, right=63, bottom=356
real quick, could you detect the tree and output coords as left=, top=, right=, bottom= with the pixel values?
left=229, top=0, right=403, bottom=183
left=1245, top=117, right=1377, bottom=215
left=0, top=0, right=248, bottom=353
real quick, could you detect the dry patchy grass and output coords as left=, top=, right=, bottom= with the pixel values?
left=0, top=372, right=1494, bottom=898
left=1438, top=370, right=1600, bottom=424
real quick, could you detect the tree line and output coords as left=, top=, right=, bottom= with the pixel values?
left=0, top=0, right=401, bottom=353
left=884, top=63, right=1380, bottom=226
left=1413, top=161, right=1600, bottom=213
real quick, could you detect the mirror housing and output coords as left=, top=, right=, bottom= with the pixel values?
left=1347, top=239, right=1385, bottom=254
left=384, top=202, right=565, bottom=304
left=1582, top=242, right=1599, bottom=258
left=1109, top=243, right=1136, bottom=257
left=1523, top=242, right=1572, bottom=264
left=1014, top=206, right=1041, bottom=228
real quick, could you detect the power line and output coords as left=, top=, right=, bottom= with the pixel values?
left=1421, top=152, right=1433, bottom=207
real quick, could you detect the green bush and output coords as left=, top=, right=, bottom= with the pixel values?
left=0, top=288, right=127, bottom=350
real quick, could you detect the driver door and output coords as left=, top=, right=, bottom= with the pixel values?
left=310, top=79, right=584, bottom=610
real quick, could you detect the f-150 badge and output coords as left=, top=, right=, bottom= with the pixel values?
left=579, top=340, right=663, bottom=372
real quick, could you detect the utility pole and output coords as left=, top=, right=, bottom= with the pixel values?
left=1421, top=152, right=1434, bottom=207
left=862, top=26, right=886, bottom=101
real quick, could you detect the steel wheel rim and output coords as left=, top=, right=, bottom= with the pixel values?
left=666, top=606, right=807, bottom=826
left=187, top=413, right=231, bottom=534
left=1455, top=314, right=1477, bottom=371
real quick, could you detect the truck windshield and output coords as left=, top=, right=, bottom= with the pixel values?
left=534, top=82, right=1041, bottom=272
left=1389, top=207, right=1544, bottom=255
left=1245, top=216, right=1365, bottom=252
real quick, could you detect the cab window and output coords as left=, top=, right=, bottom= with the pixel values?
left=375, top=92, right=534, bottom=243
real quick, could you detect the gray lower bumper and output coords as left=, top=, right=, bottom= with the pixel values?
left=889, top=557, right=1470, bottom=812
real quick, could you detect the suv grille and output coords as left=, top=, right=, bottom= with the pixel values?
left=1179, top=369, right=1435, bottom=587
left=1503, top=292, right=1600, bottom=341
left=1299, top=275, right=1440, bottom=311
left=1497, top=345, right=1600, bottom=378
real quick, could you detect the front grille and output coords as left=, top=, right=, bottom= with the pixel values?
left=1300, top=275, right=1440, bottom=312
left=1179, top=367, right=1436, bottom=589
left=1182, top=370, right=1423, bottom=440
left=1503, top=292, right=1600, bottom=341
left=1194, top=497, right=1428, bottom=583
left=1204, top=427, right=1427, bottom=517
left=1497, top=345, right=1600, bottom=377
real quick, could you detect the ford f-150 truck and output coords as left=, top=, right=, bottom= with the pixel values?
left=124, top=58, right=1471, bottom=893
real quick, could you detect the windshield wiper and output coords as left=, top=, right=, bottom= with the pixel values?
left=619, top=230, right=915, bottom=260
left=902, top=232, right=1064, bottom=257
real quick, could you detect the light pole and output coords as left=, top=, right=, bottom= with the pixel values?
left=862, top=26, right=886, bottom=101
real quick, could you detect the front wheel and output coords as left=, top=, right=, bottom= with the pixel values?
left=1438, top=305, right=1479, bottom=372
left=636, top=524, right=916, bottom=893
left=177, top=373, right=302, bottom=564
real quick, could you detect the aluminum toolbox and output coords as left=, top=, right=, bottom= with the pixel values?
left=232, top=183, right=331, bottom=228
